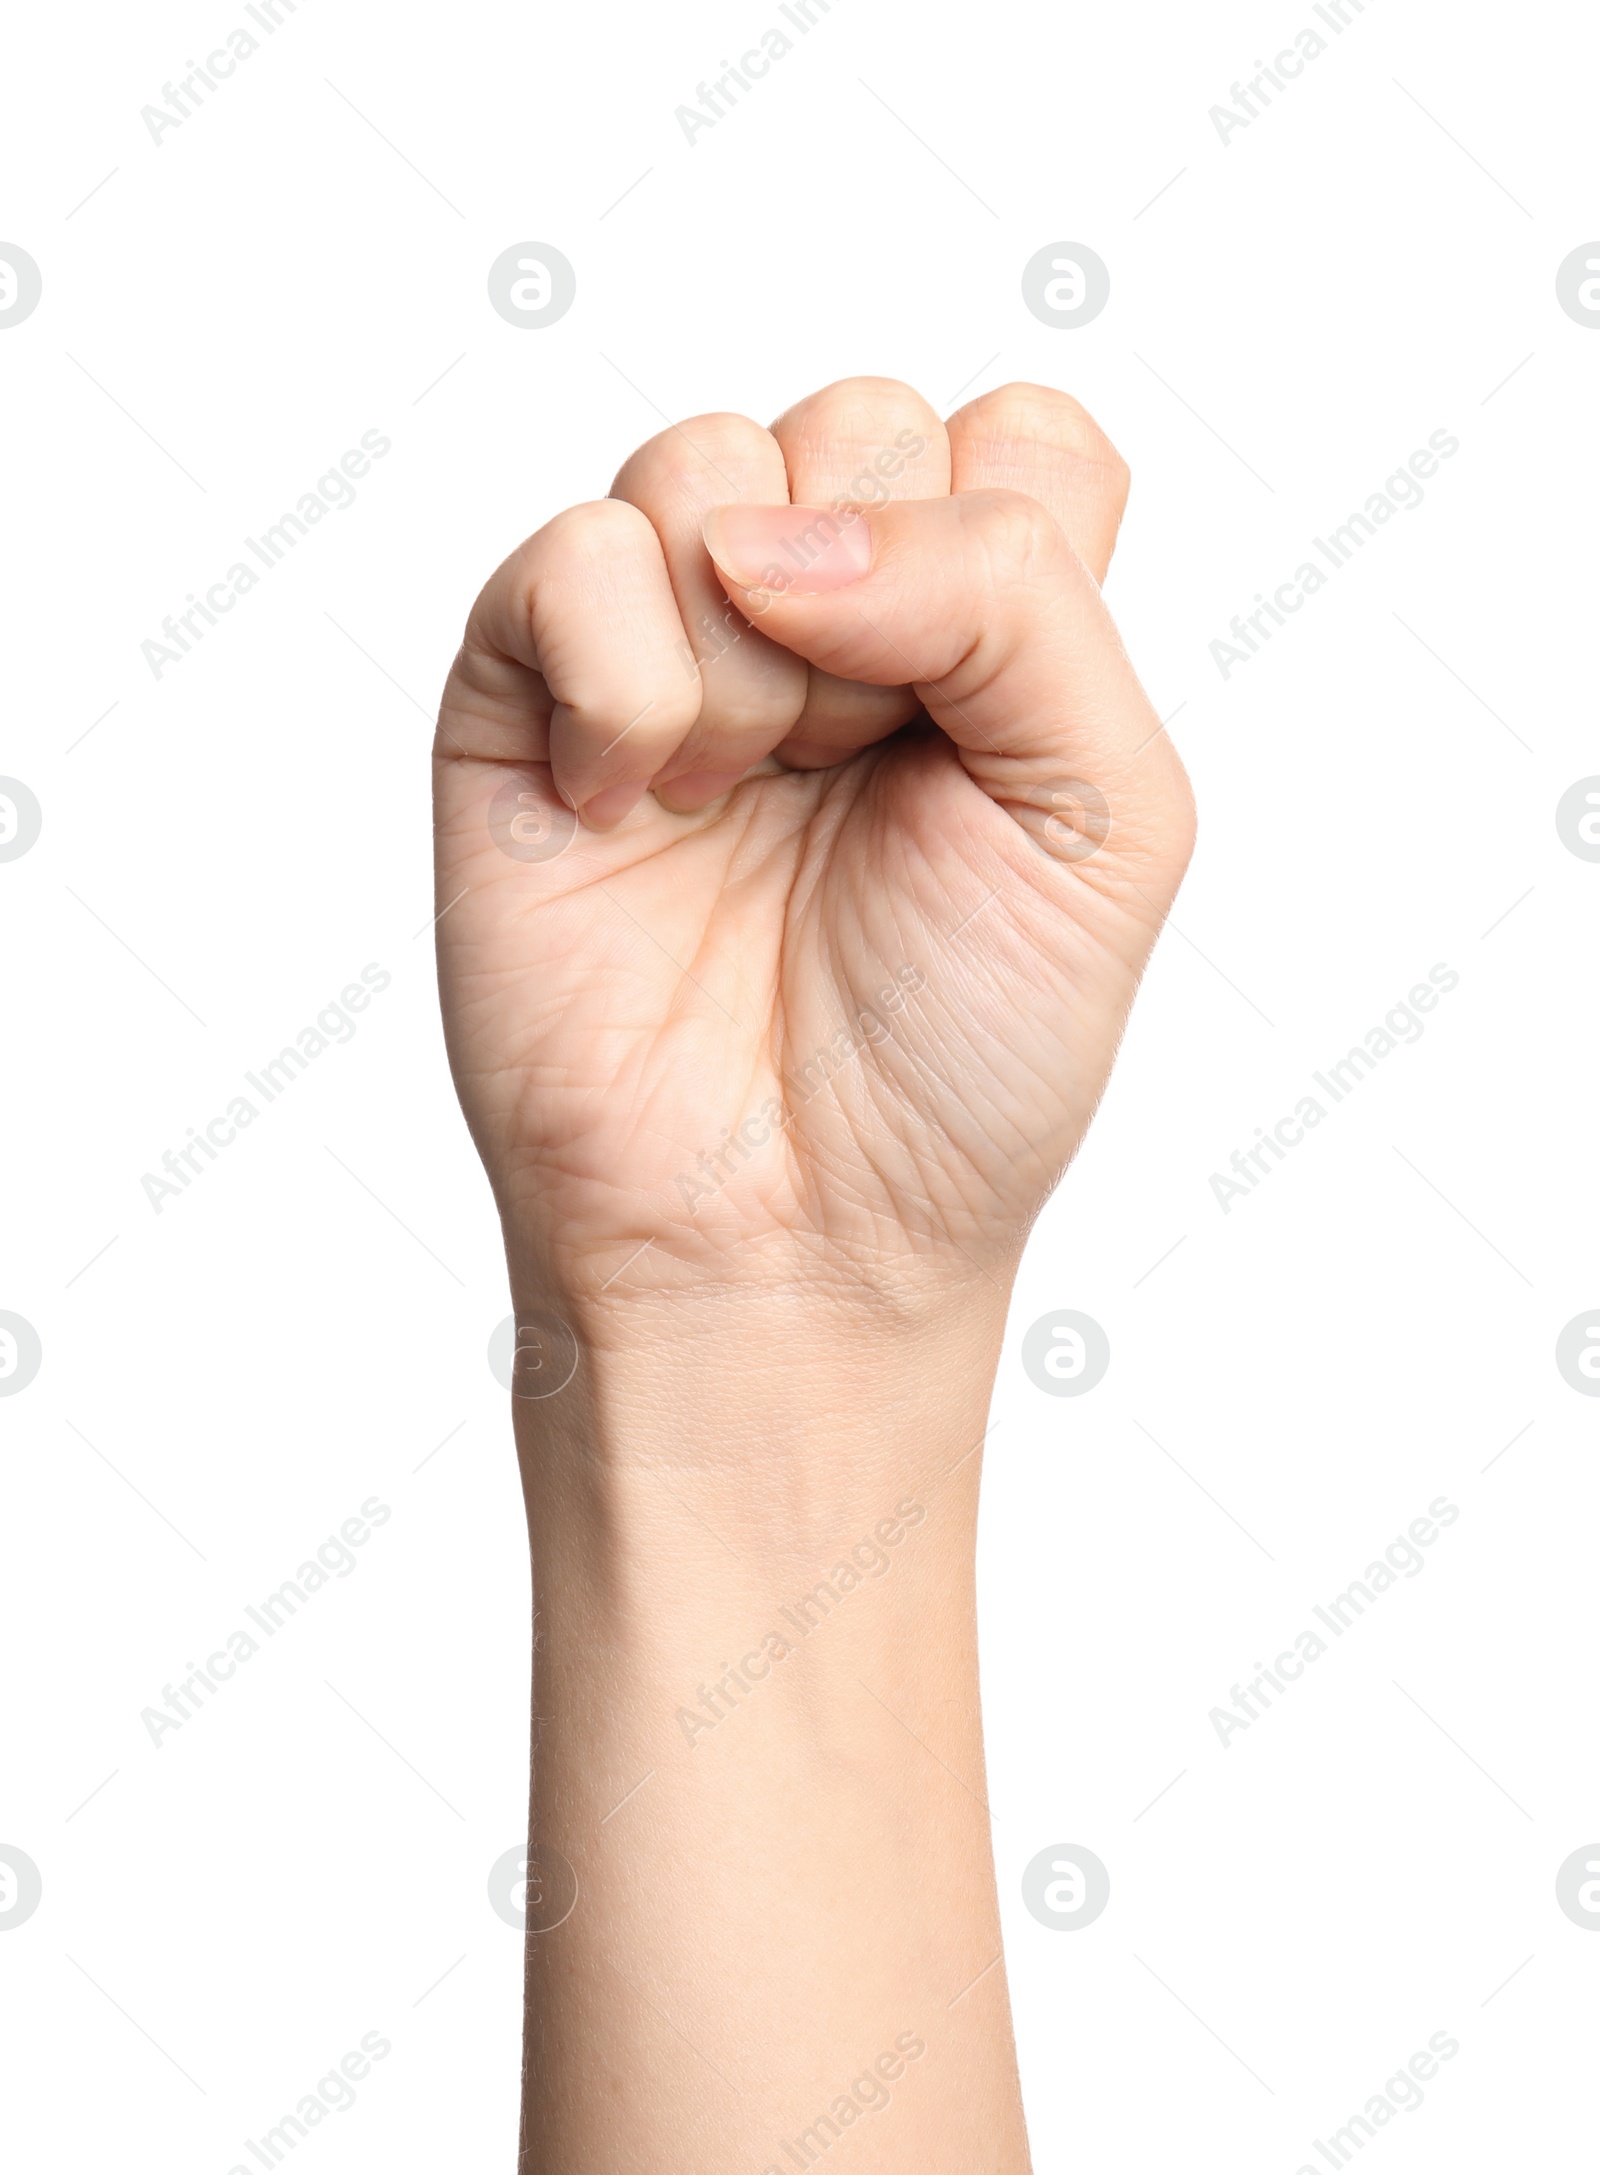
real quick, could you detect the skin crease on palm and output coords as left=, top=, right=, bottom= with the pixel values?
left=432, top=377, right=1196, bottom=1325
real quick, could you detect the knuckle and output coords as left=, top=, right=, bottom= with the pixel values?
left=960, top=382, right=1130, bottom=491
left=772, top=375, right=941, bottom=449
left=695, top=677, right=808, bottom=748
left=651, top=665, right=707, bottom=736
left=540, top=497, right=654, bottom=569
left=566, top=673, right=701, bottom=746
left=1152, top=795, right=1199, bottom=902
left=675, top=410, right=777, bottom=462
left=781, top=373, right=927, bottom=414
left=612, top=413, right=776, bottom=501
left=960, top=487, right=1071, bottom=579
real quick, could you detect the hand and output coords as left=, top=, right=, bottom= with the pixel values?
left=433, top=376, right=1194, bottom=1316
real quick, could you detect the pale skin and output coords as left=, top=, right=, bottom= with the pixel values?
left=433, top=377, right=1194, bottom=2172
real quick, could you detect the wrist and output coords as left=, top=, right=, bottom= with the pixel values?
left=500, top=1209, right=1019, bottom=1349
left=501, top=1273, right=1010, bottom=1513
left=514, top=1300, right=997, bottom=1829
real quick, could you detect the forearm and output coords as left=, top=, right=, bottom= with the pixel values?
left=513, top=1288, right=1031, bottom=2173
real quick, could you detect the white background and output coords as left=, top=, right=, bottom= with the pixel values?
left=3, top=0, right=1597, bottom=2168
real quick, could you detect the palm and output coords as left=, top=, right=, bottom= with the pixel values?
left=436, top=731, right=1159, bottom=1292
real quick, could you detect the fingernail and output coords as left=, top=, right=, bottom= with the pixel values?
left=580, top=781, right=646, bottom=831
left=773, top=740, right=843, bottom=770
left=654, top=769, right=745, bottom=812
left=702, top=505, right=873, bottom=596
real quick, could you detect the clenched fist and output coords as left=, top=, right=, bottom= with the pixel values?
left=433, top=376, right=1194, bottom=1317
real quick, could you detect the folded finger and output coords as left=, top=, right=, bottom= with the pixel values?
left=768, top=376, right=950, bottom=765
left=610, top=413, right=807, bottom=808
left=945, top=382, right=1130, bottom=587
left=455, top=500, right=702, bottom=829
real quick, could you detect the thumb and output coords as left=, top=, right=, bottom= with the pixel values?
left=701, top=491, right=1192, bottom=879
